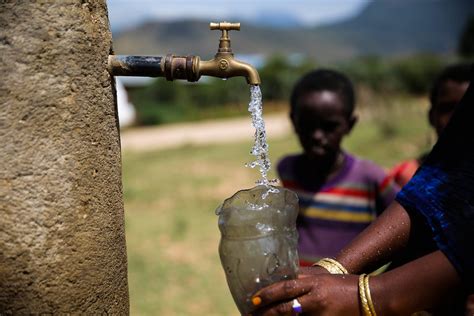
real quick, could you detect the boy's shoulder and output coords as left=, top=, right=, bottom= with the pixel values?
left=277, top=154, right=300, bottom=166
left=347, top=154, right=388, bottom=180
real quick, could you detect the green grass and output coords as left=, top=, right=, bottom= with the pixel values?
left=122, top=96, right=432, bottom=315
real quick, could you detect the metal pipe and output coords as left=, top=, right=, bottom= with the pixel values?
left=108, top=55, right=165, bottom=77
left=108, top=54, right=200, bottom=81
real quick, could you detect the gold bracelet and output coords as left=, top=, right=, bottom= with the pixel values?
left=359, top=274, right=373, bottom=316
left=312, top=260, right=340, bottom=274
left=364, top=274, right=377, bottom=316
left=322, top=258, right=349, bottom=274
left=312, top=258, right=348, bottom=274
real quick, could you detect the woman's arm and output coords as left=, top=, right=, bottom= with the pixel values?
left=300, top=201, right=411, bottom=277
left=371, top=250, right=462, bottom=315
left=336, top=200, right=412, bottom=273
left=251, top=250, right=461, bottom=316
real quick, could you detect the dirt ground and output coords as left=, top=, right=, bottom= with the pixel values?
left=120, top=112, right=292, bottom=152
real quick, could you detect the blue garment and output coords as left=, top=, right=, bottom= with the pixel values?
left=396, top=66, right=474, bottom=292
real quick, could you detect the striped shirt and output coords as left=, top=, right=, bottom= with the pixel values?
left=277, top=153, right=399, bottom=266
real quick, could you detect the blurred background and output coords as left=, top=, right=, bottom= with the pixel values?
left=107, top=0, right=474, bottom=314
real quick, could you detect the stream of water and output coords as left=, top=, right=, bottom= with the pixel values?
left=246, top=85, right=279, bottom=199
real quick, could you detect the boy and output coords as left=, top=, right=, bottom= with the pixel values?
left=389, top=63, right=472, bottom=187
left=277, top=69, right=399, bottom=266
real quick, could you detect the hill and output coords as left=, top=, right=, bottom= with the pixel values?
left=112, top=0, right=474, bottom=63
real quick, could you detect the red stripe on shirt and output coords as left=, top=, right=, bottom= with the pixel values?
left=322, top=187, right=375, bottom=199
left=282, top=179, right=376, bottom=199
left=281, top=179, right=303, bottom=190
left=299, top=259, right=315, bottom=267
left=379, top=175, right=395, bottom=193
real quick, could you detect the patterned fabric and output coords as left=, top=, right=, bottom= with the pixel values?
left=396, top=70, right=474, bottom=292
left=389, top=159, right=420, bottom=187
left=278, top=153, right=399, bottom=265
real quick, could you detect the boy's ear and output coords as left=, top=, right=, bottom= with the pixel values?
left=347, top=114, right=357, bottom=133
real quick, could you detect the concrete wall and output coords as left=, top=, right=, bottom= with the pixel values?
left=0, top=1, right=129, bottom=314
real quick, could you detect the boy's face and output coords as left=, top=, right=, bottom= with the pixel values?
left=430, top=80, right=469, bottom=136
left=291, top=90, right=355, bottom=161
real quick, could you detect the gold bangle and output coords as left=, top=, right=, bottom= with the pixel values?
left=359, top=274, right=373, bottom=316
left=322, top=258, right=349, bottom=274
left=312, top=260, right=340, bottom=274
left=364, top=274, right=377, bottom=316
left=312, top=258, right=348, bottom=274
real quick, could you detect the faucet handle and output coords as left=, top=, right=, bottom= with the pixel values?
left=210, top=22, right=240, bottom=53
left=209, top=22, right=240, bottom=32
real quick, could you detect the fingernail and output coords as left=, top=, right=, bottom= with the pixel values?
left=252, top=296, right=262, bottom=306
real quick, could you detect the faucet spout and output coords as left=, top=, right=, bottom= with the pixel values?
left=197, top=56, right=261, bottom=85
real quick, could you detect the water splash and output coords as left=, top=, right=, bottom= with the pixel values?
left=245, top=85, right=279, bottom=198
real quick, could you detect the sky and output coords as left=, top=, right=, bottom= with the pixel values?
left=107, top=0, right=371, bottom=32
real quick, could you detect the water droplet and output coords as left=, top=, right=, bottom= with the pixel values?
left=256, top=222, right=274, bottom=233
left=247, top=202, right=269, bottom=210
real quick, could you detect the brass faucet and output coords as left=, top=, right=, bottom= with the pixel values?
left=108, top=22, right=261, bottom=85
left=197, top=22, right=260, bottom=85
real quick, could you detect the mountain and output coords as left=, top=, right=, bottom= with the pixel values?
left=250, top=11, right=303, bottom=29
left=316, top=0, right=474, bottom=58
left=112, top=0, right=474, bottom=63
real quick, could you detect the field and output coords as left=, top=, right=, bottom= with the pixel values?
left=122, top=95, right=432, bottom=315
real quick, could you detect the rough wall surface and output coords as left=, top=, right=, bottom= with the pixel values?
left=0, top=1, right=129, bottom=314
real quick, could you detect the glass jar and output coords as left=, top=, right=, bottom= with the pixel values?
left=216, top=185, right=299, bottom=315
